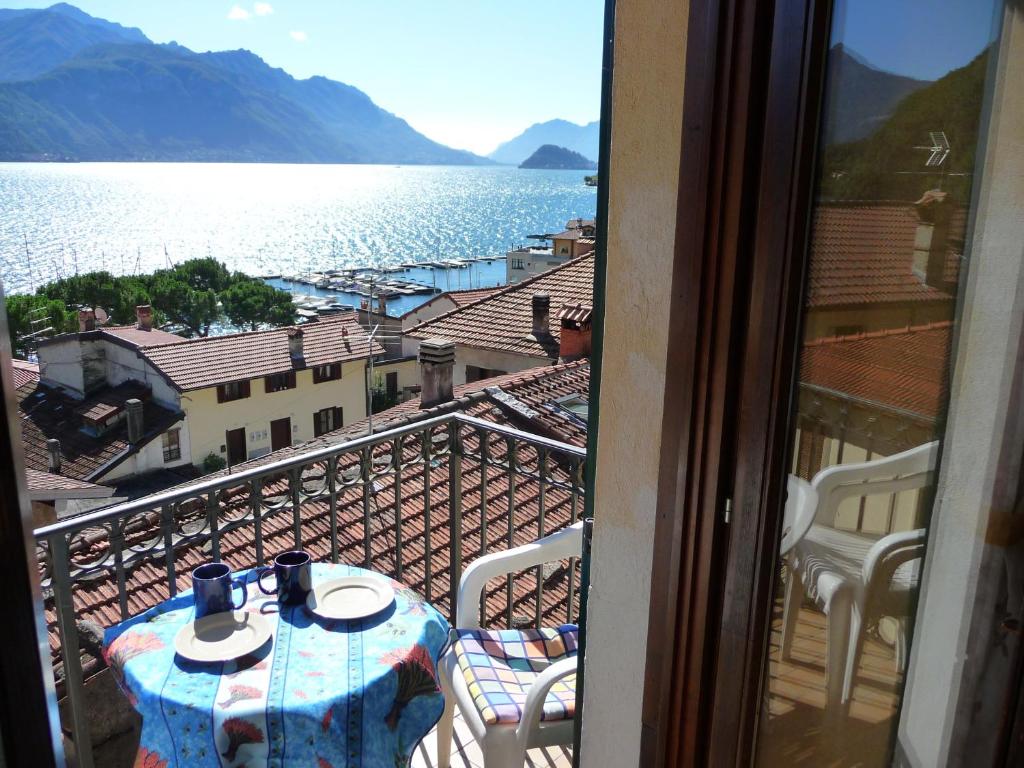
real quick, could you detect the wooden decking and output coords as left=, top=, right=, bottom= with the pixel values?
left=756, top=600, right=903, bottom=767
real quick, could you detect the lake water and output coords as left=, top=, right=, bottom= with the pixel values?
left=0, top=163, right=598, bottom=306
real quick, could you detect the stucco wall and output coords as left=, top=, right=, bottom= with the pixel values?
left=181, top=359, right=367, bottom=466
left=451, top=345, right=549, bottom=386
left=37, top=337, right=86, bottom=395
left=400, top=296, right=457, bottom=329
left=371, top=357, right=419, bottom=400
left=579, top=0, right=689, bottom=765
left=103, top=343, right=179, bottom=407
left=100, top=418, right=191, bottom=482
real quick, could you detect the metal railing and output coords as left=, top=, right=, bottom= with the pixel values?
left=33, top=412, right=586, bottom=768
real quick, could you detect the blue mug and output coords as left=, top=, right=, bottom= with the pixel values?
left=192, top=562, right=248, bottom=619
left=257, top=550, right=312, bottom=606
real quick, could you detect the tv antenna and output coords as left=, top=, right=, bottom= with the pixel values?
left=914, top=131, right=951, bottom=168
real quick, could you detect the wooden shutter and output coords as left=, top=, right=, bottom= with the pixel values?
left=287, top=371, right=296, bottom=389
left=334, top=406, right=343, bottom=429
left=263, top=376, right=273, bottom=394
left=216, top=385, right=225, bottom=403
left=240, top=380, right=250, bottom=398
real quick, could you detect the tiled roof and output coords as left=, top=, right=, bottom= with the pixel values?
left=800, top=322, right=952, bottom=419
left=17, top=379, right=183, bottom=481
left=43, top=361, right=590, bottom=688
left=448, top=287, right=504, bottom=307
left=408, top=254, right=595, bottom=359
left=139, top=313, right=382, bottom=391
left=549, top=229, right=584, bottom=241
left=101, top=325, right=185, bottom=347
left=11, top=358, right=39, bottom=389
left=807, top=203, right=964, bottom=308
left=25, top=469, right=114, bottom=499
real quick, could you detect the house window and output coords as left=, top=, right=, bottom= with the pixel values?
left=162, top=428, right=181, bottom=462
left=264, top=371, right=297, bottom=393
left=216, top=380, right=251, bottom=403
left=511, top=258, right=525, bottom=270
left=313, top=363, right=342, bottom=383
left=314, top=406, right=343, bottom=437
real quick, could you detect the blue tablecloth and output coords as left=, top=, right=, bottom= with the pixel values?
left=103, top=563, right=450, bottom=768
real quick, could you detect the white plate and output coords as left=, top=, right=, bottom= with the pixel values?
left=306, top=576, right=395, bottom=620
left=174, top=610, right=273, bottom=663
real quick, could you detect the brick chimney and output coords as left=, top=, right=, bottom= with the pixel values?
left=419, top=338, right=455, bottom=409
left=287, top=327, right=304, bottom=361
left=531, top=293, right=551, bottom=337
left=558, top=303, right=593, bottom=362
left=136, top=304, right=154, bottom=331
left=126, top=399, right=144, bottom=443
left=78, top=307, right=96, bottom=332
left=46, top=439, right=61, bottom=474
left=912, top=190, right=953, bottom=290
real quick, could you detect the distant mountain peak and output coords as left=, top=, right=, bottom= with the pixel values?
left=490, top=119, right=600, bottom=165
left=519, top=144, right=596, bottom=170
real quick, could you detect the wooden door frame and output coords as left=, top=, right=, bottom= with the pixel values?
left=639, top=0, right=832, bottom=764
left=226, top=427, right=247, bottom=467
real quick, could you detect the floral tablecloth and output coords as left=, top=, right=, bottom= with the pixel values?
left=104, top=563, right=450, bottom=768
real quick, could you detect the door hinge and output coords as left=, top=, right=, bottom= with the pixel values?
left=723, top=497, right=733, bottom=525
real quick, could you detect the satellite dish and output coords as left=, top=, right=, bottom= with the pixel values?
left=94, top=307, right=110, bottom=325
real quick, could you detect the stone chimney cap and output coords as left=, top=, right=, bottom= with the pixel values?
left=419, top=338, right=456, bottom=365
left=287, top=326, right=304, bottom=337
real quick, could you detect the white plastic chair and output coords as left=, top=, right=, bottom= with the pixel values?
left=779, top=441, right=938, bottom=711
left=437, top=521, right=583, bottom=768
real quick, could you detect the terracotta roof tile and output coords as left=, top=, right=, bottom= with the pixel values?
left=101, top=325, right=186, bottom=346
left=447, top=286, right=504, bottom=307
left=800, top=322, right=952, bottom=419
left=25, top=469, right=113, bottom=498
left=11, top=358, right=39, bottom=389
left=807, top=203, right=964, bottom=308
left=139, top=313, right=382, bottom=391
left=408, top=254, right=594, bottom=359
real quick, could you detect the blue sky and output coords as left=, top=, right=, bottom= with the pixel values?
left=832, top=0, right=1001, bottom=81
left=11, top=1, right=604, bottom=154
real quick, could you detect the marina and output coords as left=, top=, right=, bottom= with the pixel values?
left=264, top=254, right=509, bottom=318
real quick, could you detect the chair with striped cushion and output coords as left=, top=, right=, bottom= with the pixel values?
left=437, top=523, right=583, bottom=768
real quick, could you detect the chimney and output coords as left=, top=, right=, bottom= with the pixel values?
left=912, top=190, right=954, bottom=290
left=136, top=304, right=154, bottom=331
left=46, top=439, right=61, bottom=474
left=558, top=303, right=593, bottom=362
left=418, top=338, right=455, bottom=409
left=78, top=307, right=96, bottom=332
left=126, top=398, right=144, bottom=443
left=531, top=293, right=551, bottom=337
left=287, top=327, right=304, bottom=361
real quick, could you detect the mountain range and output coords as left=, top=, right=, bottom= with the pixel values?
left=489, top=119, right=599, bottom=166
left=0, top=3, right=488, bottom=163
left=822, top=44, right=931, bottom=144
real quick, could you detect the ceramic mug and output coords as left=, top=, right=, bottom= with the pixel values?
left=192, top=562, right=248, bottom=619
left=257, top=550, right=312, bottom=605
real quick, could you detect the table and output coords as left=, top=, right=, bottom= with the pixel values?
left=103, top=563, right=450, bottom=768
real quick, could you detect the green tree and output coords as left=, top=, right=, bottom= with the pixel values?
left=221, top=280, right=297, bottom=331
left=5, top=294, right=75, bottom=357
left=149, top=275, right=219, bottom=337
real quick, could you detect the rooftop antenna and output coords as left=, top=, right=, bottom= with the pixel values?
left=24, top=234, right=34, bottom=292
left=917, top=131, right=951, bottom=168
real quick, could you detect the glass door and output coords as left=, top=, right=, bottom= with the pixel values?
left=752, top=1, right=1022, bottom=765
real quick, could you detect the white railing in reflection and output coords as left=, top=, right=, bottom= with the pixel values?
left=33, top=413, right=586, bottom=768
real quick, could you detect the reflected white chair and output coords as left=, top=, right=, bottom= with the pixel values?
left=437, top=522, right=583, bottom=768
left=779, top=441, right=938, bottom=711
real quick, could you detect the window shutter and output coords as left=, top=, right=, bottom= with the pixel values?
left=334, top=406, right=343, bottom=428
left=313, top=367, right=322, bottom=384
left=288, top=371, right=296, bottom=389
left=264, top=376, right=273, bottom=394
left=240, top=380, right=250, bottom=398
left=217, top=385, right=225, bottom=403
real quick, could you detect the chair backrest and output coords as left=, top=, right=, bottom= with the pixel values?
left=811, top=441, right=939, bottom=529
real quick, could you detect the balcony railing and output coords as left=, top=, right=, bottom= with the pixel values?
left=33, top=412, right=586, bottom=768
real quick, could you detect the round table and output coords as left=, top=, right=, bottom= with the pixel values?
left=103, top=563, right=450, bottom=768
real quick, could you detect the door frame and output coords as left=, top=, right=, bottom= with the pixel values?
left=226, top=427, right=247, bottom=467
left=639, top=0, right=833, bottom=763
left=270, top=417, right=292, bottom=452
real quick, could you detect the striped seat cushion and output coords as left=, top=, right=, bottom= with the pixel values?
left=453, top=624, right=578, bottom=725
